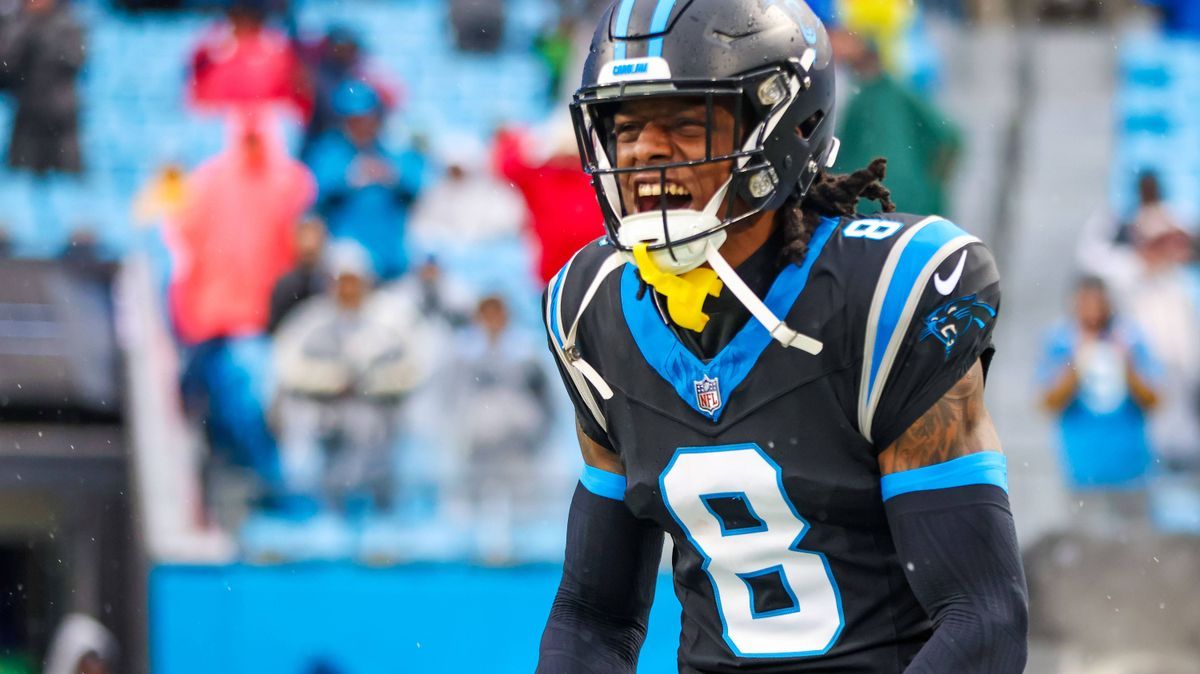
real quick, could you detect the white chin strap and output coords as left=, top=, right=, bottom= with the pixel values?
left=703, top=240, right=824, bottom=355
left=615, top=181, right=733, bottom=274
left=617, top=181, right=824, bottom=355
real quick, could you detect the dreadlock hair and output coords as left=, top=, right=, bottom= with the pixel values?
left=633, top=157, right=894, bottom=300
left=779, top=157, right=895, bottom=264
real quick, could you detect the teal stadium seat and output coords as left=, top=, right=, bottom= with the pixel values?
left=1113, top=34, right=1200, bottom=222
left=0, top=0, right=556, bottom=257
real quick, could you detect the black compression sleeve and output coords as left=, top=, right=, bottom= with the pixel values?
left=537, top=483, right=664, bottom=674
left=885, top=484, right=1029, bottom=674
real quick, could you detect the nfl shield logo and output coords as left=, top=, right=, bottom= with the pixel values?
left=694, top=375, right=722, bottom=415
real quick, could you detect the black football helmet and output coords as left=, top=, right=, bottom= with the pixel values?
left=571, top=0, right=838, bottom=272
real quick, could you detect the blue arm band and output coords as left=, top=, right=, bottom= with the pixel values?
left=881, top=451, right=1008, bottom=501
left=581, top=465, right=627, bottom=501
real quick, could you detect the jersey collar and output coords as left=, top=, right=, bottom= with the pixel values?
left=620, top=216, right=839, bottom=422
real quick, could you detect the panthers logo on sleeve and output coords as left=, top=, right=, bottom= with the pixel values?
left=918, top=294, right=997, bottom=359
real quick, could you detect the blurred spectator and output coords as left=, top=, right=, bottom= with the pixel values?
left=273, top=241, right=431, bottom=516
left=298, top=25, right=399, bottom=157
left=0, top=0, right=85, bottom=175
left=132, top=163, right=189, bottom=227
left=449, top=0, right=505, bottom=53
left=268, top=215, right=328, bottom=334
left=1130, top=172, right=1185, bottom=244
left=409, top=136, right=526, bottom=252
left=168, top=110, right=314, bottom=344
left=493, top=118, right=603, bottom=285
left=371, top=257, right=475, bottom=405
left=448, top=294, right=552, bottom=561
left=1039, top=276, right=1160, bottom=536
left=188, top=0, right=309, bottom=115
left=168, top=111, right=314, bottom=501
left=839, top=0, right=915, bottom=77
left=306, top=81, right=425, bottom=281
left=1080, top=173, right=1200, bottom=469
left=1125, top=216, right=1200, bottom=467
left=404, top=256, right=474, bottom=329
left=534, top=16, right=576, bottom=100
left=42, top=614, right=117, bottom=674
left=1113, top=172, right=1179, bottom=245
left=833, top=36, right=960, bottom=216
left=1140, top=0, right=1200, bottom=38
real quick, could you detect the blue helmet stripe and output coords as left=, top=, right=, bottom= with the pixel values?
left=646, top=0, right=678, bottom=57
left=613, top=0, right=637, bottom=59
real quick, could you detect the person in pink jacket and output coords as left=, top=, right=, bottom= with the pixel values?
left=167, top=107, right=315, bottom=508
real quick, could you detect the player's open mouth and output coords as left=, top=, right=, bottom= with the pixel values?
left=634, top=181, right=693, bottom=213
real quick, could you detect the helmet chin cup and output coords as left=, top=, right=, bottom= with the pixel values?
left=616, top=209, right=728, bottom=275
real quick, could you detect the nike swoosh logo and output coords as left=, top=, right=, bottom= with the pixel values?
left=934, top=250, right=968, bottom=296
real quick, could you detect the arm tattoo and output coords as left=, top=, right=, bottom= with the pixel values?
left=878, top=360, right=1002, bottom=475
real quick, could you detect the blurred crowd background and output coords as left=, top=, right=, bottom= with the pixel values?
left=1, top=0, right=1199, bottom=671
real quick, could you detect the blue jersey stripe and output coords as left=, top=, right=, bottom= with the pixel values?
left=866, top=218, right=967, bottom=400
left=581, top=465, right=627, bottom=501
left=646, top=0, right=678, bottom=57
left=548, top=264, right=570, bottom=347
left=881, top=451, right=1008, bottom=501
left=613, top=0, right=637, bottom=60
left=621, top=217, right=839, bottom=421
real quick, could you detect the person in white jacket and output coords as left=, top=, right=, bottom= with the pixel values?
left=448, top=294, right=553, bottom=561
left=1076, top=178, right=1200, bottom=471
left=273, top=241, right=431, bottom=516
left=407, top=135, right=527, bottom=253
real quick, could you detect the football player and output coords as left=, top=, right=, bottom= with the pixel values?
left=537, top=1, right=1028, bottom=672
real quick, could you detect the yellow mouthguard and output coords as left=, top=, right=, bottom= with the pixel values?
left=632, top=242, right=723, bottom=333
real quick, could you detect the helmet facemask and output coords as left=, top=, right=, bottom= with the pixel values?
left=571, top=59, right=835, bottom=275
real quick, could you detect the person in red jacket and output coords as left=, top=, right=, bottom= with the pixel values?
left=493, top=117, right=604, bottom=285
left=187, top=0, right=310, bottom=116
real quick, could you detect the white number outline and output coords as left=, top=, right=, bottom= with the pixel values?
left=843, top=219, right=902, bottom=240
left=659, top=443, right=846, bottom=659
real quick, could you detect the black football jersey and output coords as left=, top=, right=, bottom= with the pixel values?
left=544, top=213, right=1001, bottom=673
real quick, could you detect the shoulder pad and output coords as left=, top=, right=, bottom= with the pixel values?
left=543, top=238, right=626, bottom=436
left=545, top=238, right=616, bottom=350
left=826, top=214, right=998, bottom=443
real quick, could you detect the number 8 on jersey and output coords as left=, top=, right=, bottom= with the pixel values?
left=660, top=444, right=845, bottom=658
